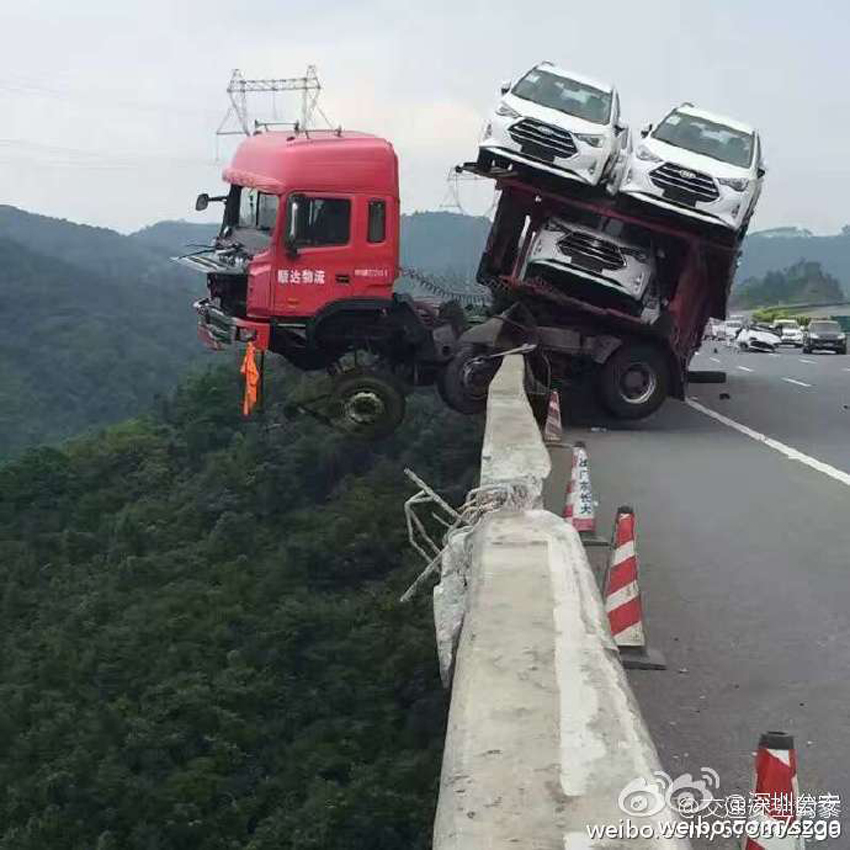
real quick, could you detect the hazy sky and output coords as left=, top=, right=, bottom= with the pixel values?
left=2, top=0, right=848, bottom=233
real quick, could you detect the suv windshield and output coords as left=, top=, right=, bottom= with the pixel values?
left=810, top=321, right=841, bottom=333
left=653, top=111, right=754, bottom=167
left=512, top=68, right=612, bottom=125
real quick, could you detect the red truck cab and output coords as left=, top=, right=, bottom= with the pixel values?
left=188, top=130, right=402, bottom=354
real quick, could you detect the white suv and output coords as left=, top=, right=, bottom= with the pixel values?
left=478, top=62, right=627, bottom=188
left=618, top=104, right=765, bottom=234
left=521, top=216, right=660, bottom=321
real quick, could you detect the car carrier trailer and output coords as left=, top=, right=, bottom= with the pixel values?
left=178, top=128, right=733, bottom=437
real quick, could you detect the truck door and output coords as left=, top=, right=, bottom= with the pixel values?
left=272, top=193, right=356, bottom=319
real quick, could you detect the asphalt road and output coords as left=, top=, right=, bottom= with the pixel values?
left=547, top=341, right=850, bottom=848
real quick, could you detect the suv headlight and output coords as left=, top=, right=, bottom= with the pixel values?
left=635, top=145, right=662, bottom=163
left=718, top=177, right=750, bottom=192
left=575, top=133, right=603, bottom=148
left=495, top=102, right=520, bottom=119
left=839, top=333, right=847, bottom=340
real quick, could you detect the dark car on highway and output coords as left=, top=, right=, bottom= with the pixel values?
left=802, top=320, right=847, bottom=354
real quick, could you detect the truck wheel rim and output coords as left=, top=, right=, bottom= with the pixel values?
left=345, top=390, right=386, bottom=426
left=619, top=362, right=657, bottom=405
left=461, top=358, right=495, bottom=400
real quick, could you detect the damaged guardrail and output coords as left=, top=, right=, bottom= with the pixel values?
left=424, top=355, right=692, bottom=849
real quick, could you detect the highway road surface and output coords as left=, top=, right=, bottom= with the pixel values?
left=548, top=342, right=850, bottom=848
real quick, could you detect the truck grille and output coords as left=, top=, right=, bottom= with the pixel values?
left=508, top=118, right=577, bottom=159
left=649, top=162, right=719, bottom=204
left=557, top=230, right=625, bottom=271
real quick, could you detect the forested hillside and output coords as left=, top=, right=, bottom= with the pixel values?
left=738, top=226, right=850, bottom=293
left=729, top=260, right=845, bottom=309
left=0, top=232, right=205, bottom=457
left=1, top=207, right=490, bottom=458
left=0, top=360, right=483, bottom=849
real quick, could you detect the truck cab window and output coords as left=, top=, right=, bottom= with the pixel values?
left=238, top=188, right=279, bottom=232
left=289, top=196, right=351, bottom=247
left=368, top=200, right=386, bottom=243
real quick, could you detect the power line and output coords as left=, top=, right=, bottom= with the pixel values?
left=216, top=66, right=334, bottom=137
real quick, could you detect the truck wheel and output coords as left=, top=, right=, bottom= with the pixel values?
left=598, top=343, right=670, bottom=420
left=438, top=345, right=499, bottom=415
left=328, top=369, right=406, bottom=439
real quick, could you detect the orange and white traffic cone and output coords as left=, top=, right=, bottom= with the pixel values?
left=742, top=732, right=805, bottom=849
left=563, top=441, right=596, bottom=534
left=543, top=390, right=563, bottom=444
left=603, top=506, right=665, bottom=670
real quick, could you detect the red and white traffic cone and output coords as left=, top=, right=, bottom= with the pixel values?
left=563, top=441, right=596, bottom=534
left=543, top=390, right=563, bottom=444
left=603, top=506, right=665, bottom=670
left=742, top=732, right=805, bottom=849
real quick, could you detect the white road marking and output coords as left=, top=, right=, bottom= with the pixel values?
left=843, top=368, right=850, bottom=372
left=709, top=357, right=722, bottom=364
left=737, top=366, right=754, bottom=372
left=686, top=399, right=850, bottom=488
left=799, top=358, right=816, bottom=364
left=782, top=378, right=812, bottom=388
left=768, top=353, right=780, bottom=357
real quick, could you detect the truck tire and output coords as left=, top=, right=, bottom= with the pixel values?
left=598, top=343, right=670, bottom=420
left=437, top=345, right=499, bottom=415
left=329, top=369, right=406, bottom=439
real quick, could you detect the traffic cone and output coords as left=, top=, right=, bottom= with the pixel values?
left=603, top=506, right=665, bottom=670
left=563, top=441, right=596, bottom=534
left=742, top=732, right=805, bottom=849
left=543, top=390, right=563, bottom=443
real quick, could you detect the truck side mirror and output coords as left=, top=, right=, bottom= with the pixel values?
left=500, top=80, right=511, bottom=95
left=195, top=193, right=210, bottom=212
left=640, top=123, right=653, bottom=138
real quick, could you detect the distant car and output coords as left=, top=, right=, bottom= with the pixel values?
left=724, top=319, right=744, bottom=342
left=802, top=320, right=847, bottom=354
left=521, top=215, right=659, bottom=320
left=737, top=325, right=781, bottom=352
left=706, top=319, right=725, bottom=340
left=617, top=103, right=765, bottom=234
left=478, top=61, right=628, bottom=188
left=772, top=319, right=804, bottom=347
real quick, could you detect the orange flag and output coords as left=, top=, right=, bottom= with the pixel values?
left=240, top=341, right=260, bottom=416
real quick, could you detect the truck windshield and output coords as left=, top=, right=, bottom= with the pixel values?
left=653, top=111, right=754, bottom=168
left=222, top=186, right=280, bottom=251
left=512, top=69, right=612, bottom=125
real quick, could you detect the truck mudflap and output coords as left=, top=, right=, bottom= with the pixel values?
left=193, top=298, right=271, bottom=350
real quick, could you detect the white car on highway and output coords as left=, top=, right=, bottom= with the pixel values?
left=618, top=104, right=765, bottom=234
left=773, top=319, right=804, bottom=347
left=478, top=62, right=627, bottom=188
left=737, top=324, right=781, bottom=352
left=724, top=318, right=744, bottom=342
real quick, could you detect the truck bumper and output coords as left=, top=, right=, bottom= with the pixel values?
left=193, top=298, right=271, bottom=350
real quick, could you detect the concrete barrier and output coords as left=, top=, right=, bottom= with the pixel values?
left=432, top=356, right=691, bottom=849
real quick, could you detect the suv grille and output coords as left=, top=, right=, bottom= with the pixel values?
left=650, top=162, right=719, bottom=204
left=508, top=118, right=577, bottom=159
left=558, top=230, right=625, bottom=271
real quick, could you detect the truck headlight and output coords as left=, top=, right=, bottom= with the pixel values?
left=576, top=133, right=603, bottom=148
left=718, top=177, right=750, bottom=192
left=495, top=102, right=520, bottom=119
left=635, top=146, right=662, bottom=162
